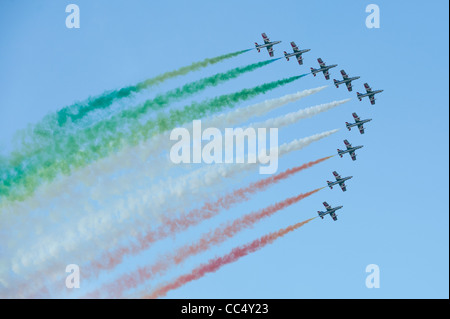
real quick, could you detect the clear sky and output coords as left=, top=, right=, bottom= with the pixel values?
left=0, top=0, right=448, bottom=298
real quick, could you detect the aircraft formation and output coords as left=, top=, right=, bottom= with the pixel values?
left=254, top=33, right=384, bottom=221
left=255, top=33, right=383, bottom=104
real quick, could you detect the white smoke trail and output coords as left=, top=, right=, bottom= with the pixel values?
left=4, top=129, right=339, bottom=293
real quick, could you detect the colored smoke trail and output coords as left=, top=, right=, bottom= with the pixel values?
left=68, top=86, right=327, bottom=201
left=0, top=59, right=282, bottom=206
left=145, top=218, right=315, bottom=299
left=95, top=188, right=321, bottom=298
left=85, top=157, right=332, bottom=277
left=173, top=189, right=321, bottom=264
left=202, top=85, right=328, bottom=129
left=221, top=99, right=350, bottom=157
left=76, top=86, right=328, bottom=199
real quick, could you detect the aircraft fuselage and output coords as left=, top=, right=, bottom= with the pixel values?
left=285, top=48, right=310, bottom=58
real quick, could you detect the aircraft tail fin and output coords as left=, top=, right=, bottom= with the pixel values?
left=255, top=43, right=260, bottom=52
left=337, top=149, right=343, bottom=157
left=333, top=79, right=339, bottom=87
left=284, top=51, right=289, bottom=61
left=346, top=122, right=351, bottom=131
left=318, top=211, right=324, bottom=219
left=327, top=182, right=333, bottom=189
left=311, top=67, right=316, bottom=76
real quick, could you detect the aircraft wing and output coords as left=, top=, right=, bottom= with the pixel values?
left=344, top=139, right=352, bottom=149
left=296, top=54, right=303, bottom=65
left=266, top=45, right=274, bottom=57
left=323, top=201, right=332, bottom=210
left=369, top=95, right=376, bottom=105
left=291, top=41, right=299, bottom=52
left=340, top=70, right=349, bottom=79
left=323, top=69, right=330, bottom=80
left=318, top=58, right=325, bottom=67
left=346, top=81, right=353, bottom=91
left=352, top=112, right=361, bottom=122
left=330, top=211, right=338, bottom=221
left=339, top=182, right=347, bottom=192
left=364, top=83, right=373, bottom=93
left=332, top=171, right=341, bottom=180
left=262, top=33, right=270, bottom=44
left=350, top=150, right=357, bottom=161
left=358, top=124, right=365, bottom=134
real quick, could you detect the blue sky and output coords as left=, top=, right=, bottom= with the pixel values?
left=0, top=0, right=448, bottom=298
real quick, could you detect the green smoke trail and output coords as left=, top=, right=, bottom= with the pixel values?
left=9, top=49, right=251, bottom=166
left=57, top=49, right=252, bottom=125
left=1, top=74, right=304, bottom=206
left=8, top=59, right=276, bottom=168
left=149, top=74, right=306, bottom=135
left=1, top=60, right=286, bottom=205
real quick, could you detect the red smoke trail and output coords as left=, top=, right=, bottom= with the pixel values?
left=172, top=188, right=321, bottom=265
left=145, top=217, right=315, bottom=299
left=85, top=156, right=332, bottom=278
left=92, top=188, right=322, bottom=298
